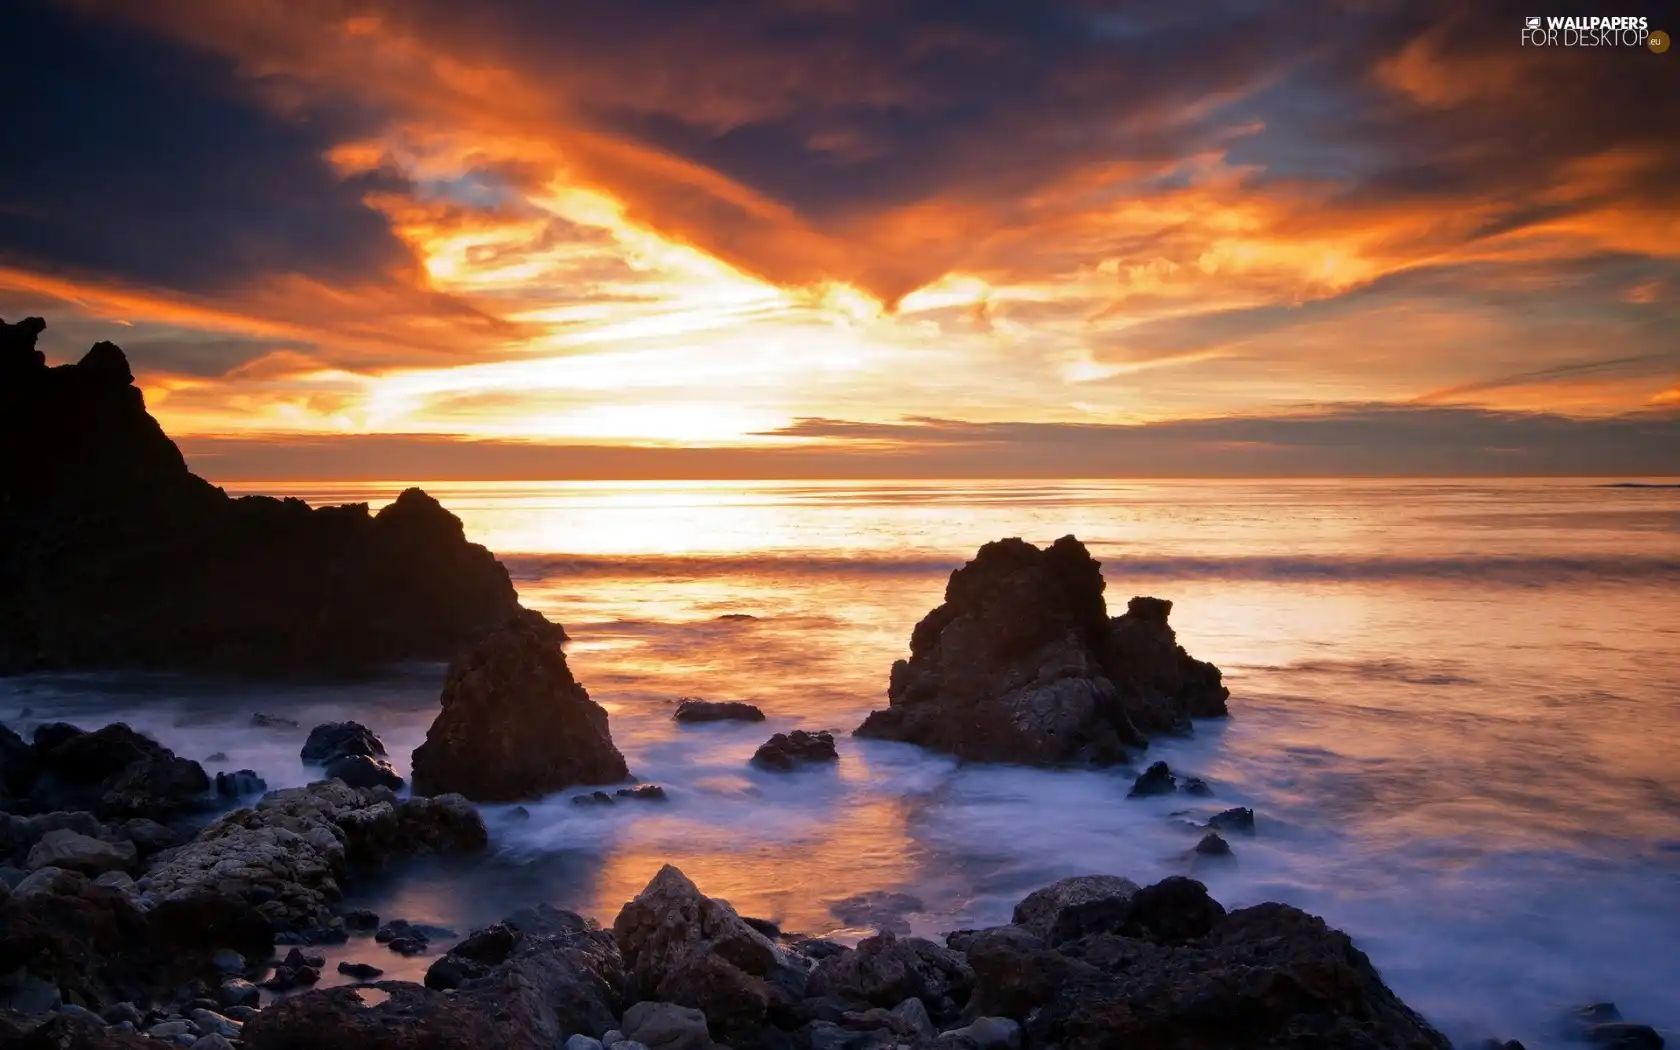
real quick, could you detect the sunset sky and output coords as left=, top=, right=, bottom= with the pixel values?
left=2, top=0, right=1676, bottom=478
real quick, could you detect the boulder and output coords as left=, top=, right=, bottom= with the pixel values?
left=0, top=319, right=562, bottom=677
left=853, top=537, right=1227, bottom=766
left=623, top=1001, right=713, bottom=1050
left=752, top=730, right=838, bottom=771
left=1209, top=806, right=1255, bottom=833
left=25, top=830, right=136, bottom=875
left=965, top=878, right=1451, bottom=1050
left=1127, top=761, right=1176, bottom=798
left=1011, top=875, right=1140, bottom=945
left=411, top=618, right=629, bottom=802
left=301, top=723, right=386, bottom=765
left=1195, top=832, right=1231, bottom=856
left=214, top=770, right=267, bottom=798
left=674, top=700, right=767, bottom=724
left=23, top=723, right=209, bottom=822
left=323, top=754, right=404, bottom=791
left=806, top=934, right=974, bottom=1021
left=612, top=865, right=789, bottom=1038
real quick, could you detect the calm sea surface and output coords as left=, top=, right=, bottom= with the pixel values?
left=5, top=478, right=1678, bottom=1046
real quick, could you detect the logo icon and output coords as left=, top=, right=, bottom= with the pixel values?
left=1525, top=16, right=1542, bottom=30
left=1651, top=29, right=1671, bottom=52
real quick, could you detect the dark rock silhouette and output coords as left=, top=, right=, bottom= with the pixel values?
left=0, top=316, right=559, bottom=675
left=411, top=618, right=629, bottom=801
left=673, top=699, right=766, bottom=723
left=751, top=729, right=838, bottom=770
left=300, top=722, right=386, bottom=765
left=8, top=722, right=210, bottom=822
left=854, top=535, right=1228, bottom=765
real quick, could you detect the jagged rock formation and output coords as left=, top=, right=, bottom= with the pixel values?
left=854, top=536, right=1228, bottom=764
left=0, top=316, right=558, bottom=675
left=0, top=722, right=209, bottom=822
left=411, top=617, right=629, bottom=802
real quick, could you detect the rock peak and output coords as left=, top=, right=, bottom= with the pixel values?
left=0, top=315, right=48, bottom=375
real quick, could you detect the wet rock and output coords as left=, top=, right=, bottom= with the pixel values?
left=570, top=1037, right=608, bottom=1050
left=574, top=791, right=615, bottom=806
left=854, top=538, right=1228, bottom=765
left=891, top=996, right=936, bottom=1039
left=1208, top=806, right=1255, bottom=833
left=423, top=955, right=487, bottom=990
left=211, top=949, right=245, bottom=974
left=387, top=935, right=428, bottom=956
left=192, top=1035, right=236, bottom=1050
left=1587, top=1024, right=1664, bottom=1050
left=189, top=1008, right=242, bottom=1038
left=337, top=961, right=384, bottom=980
left=828, top=891, right=925, bottom=936
left=674, top=699, right=767, bottom=723
left=104, top=1002, right=144, bottom=1027
left=26, top=829, right=137, bottom=875
left=1194, top=832, right=1231, bottom=856
left=323, top=754, right=404, bottom=791
left=623, top=1000, right=714, bottom=1050
left=283, top=948, right=326, bottom=970
left=743, top=916, right=781, bottom=939
left=411, top=618, right=630, bottom=802
left=807, top=933, right=974, bottom=1020
left=23, top=723, right=210, bottom=823
left=940, top=1016, right=1021, bottom=1050
left=619, top=784, right=668, bottom=801
left=214, top=770, right=267, bottom=798
left=215, top=978, right=260, bottom=1008
left=1012, top=874, right=1140, bottom=945
left=120, top=818, right=177, bottom=854
left=1127, top=761, right=1176, bottom=798
left=342, top=908, right=379, bottom=930
left=966, top=883, right=1451, bottom=1050
left=752, top=730, right=838, bottom=771
left=613, top=864, right=787, bottom=1038
left=300, top=723, right=385, bottom=766
left=1182, top=777, right=1212, bottom=796
left=251, top=713, right=300, bottom=730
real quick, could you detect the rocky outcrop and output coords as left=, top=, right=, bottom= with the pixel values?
left=0, top=316, right=559, bottom=676
left=145, top=781, right=485, bottom=932
left=612, top=865, right=797, bottom=1040
left=962, top=876, right=1451, bottom=1050
left=0, top=722, right=208, bottom=822
left=805, top=934, right=974, bottom=1022
left=249, top=905, right=627, bottom=1050
left=854, top=536, right=1227, bottom=765
left=411, top=618, right=629, bottom=802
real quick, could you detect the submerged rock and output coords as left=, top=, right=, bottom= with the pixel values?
left=752, top=730, right=838, bottom=770
left=0, top=317, right=560, bottom=676
left=323, top=754, right=403, bottom=791
left=854, top=536, right=1228, bottom=766
left=1194, top=831, right=1231, bottom=856
left=1208, top=806, right=1256, bottom=833
left=215, top=770, right=267, bottom=798
left=674, top=699, right=766, bottom=723
left=300, top=723, right=385, bottom=766
left=411, top=618, right=629, bottom=802
left=1127, top=761, right=1177, bottom=798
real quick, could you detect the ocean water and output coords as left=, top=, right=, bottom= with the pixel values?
left=4, top=478, right=1678, bottom=1046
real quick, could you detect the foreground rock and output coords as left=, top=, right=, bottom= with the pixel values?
left=0, top=315, right=559, bottom=676
left=146, top=780, right=485, bottom=931
left=1, top=721, right=208, bottom=821
left=251, top=905, right=627, bottom=1050
left=412, top=618, right=629, bottom=802
left=854, top=536, right=1227, bottom=765
left=674, top=700, right=766, bottom=724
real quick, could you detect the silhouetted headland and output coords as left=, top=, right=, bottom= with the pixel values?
left=0, top=316, right=558, bottom=676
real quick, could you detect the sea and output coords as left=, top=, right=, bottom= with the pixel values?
left=3, top=478, right=1677, bottom=1047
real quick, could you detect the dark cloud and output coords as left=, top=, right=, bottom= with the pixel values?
left=0, top=0, right=413, bottom=292
left=177, top=405, right=1680, bottom=481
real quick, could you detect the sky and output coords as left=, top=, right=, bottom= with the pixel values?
left=1, top=0, right=1677, bottom=478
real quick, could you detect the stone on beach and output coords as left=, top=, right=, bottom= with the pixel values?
left=411, top=617, right=630, bottom=802
left=854, top=536, right=1228, bottom=766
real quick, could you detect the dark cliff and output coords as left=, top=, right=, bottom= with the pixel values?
left=0, top=316, right=557, bottom=675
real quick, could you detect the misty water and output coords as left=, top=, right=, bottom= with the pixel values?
left=3, top=478, right=1678, bottom=1047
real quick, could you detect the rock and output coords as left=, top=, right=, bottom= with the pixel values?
left=26, top=829, right=137, bottom=874
left=214, top=770, right=267, bottom=798
left=941, top=1017, right=1020, bottom=1050
left=965, top=882, right=1452, bottom=1050
left=215, top=978, right=260, bottom=1008
left=1208, top=806, right=1255, bottom=833
left=284, top=948, right=326, bottom=970
left=323, top=754, right=404, bottom=791
left=1011, top=874, right=1140, bottom=945
left=603, top=1030, right=626, bottom=1048
left=145, top=781, right=485, bottom=933
left=211, top=949, right=245, bottom=974
left=891, top=996, right=936, bottom=1039
left=189, top=1008, right=242, bottom=1038
left=807, top=933, right=974, bottom=1019
left=612, top=865, right=786, bottom=1038
left=22, top=724, right=210, bottom=822
left=337, top=961, right=384, bottom=980
left=853, top=537, right=1228, bottom=765
left=0, top=973, right=61, bottom=1014
left=622, top=1000, right=713, bottom=1050
left=0, top=318, right=561, bottom=677
left=14, top=865, right=90, bottom=898
left=569, top=1038, right=608, bottom=1050
left=423, top=955, right=487, bottom=990
left=828, top=891, right=924, bottom=936
left=1587, top=1024, right=1664, bottom=1050
left=1127, top=761, right=1176, bottom=797
left=1182, top=777, right=1212, bottom=796
left=205, top=752, right=229, bottom=764
left=1194, top=832, right=1231, bottom=856
left=743, top=916, right=781, bottom=939
left=674, top=699, right=767, bottom=723
left=342, top=908, right=379, bottom=930
left=148, top=1020, right=196, bottom=1039
left=387, top=936, right=428, bottom=956
left=93, top=871, right=139, bottom=896
left=618, top=784, right=668, bottom=802
left=574, top=791, right=615, bottom=806
left=300, top=723, right=386, bottom=766
left=752, top=730, right=838, bottom=771
left=252, top=713, right=301, bottom=730
left=104, top=1002, right=144, bottom=1027
left=411, top=618, right=630, bottom=802
left=120, top=818, right=177, bottom=854
left=191, top=1036, right=236, bottom=1050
